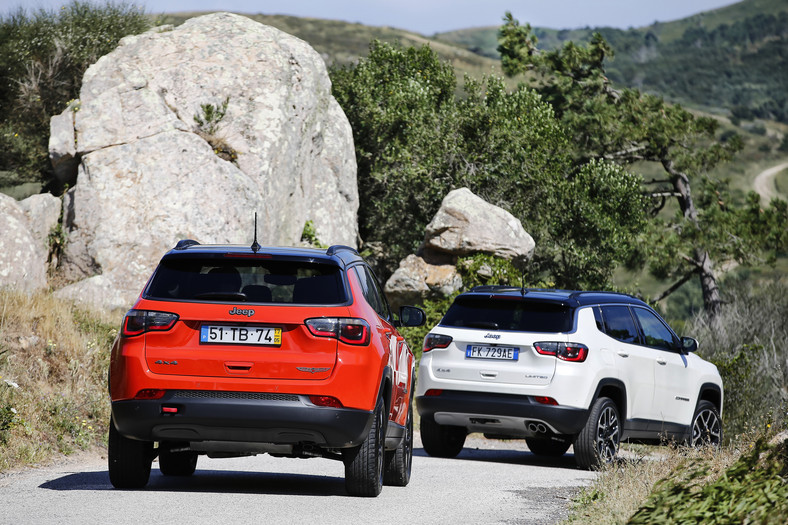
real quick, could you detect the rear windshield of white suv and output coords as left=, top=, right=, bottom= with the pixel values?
left=440, top=296, right=573, bottom=333
left=144, top=258, right=346, bottom=304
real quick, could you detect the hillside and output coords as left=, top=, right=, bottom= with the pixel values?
left=434, top=0, right=788, bottom=123
left=157, top=12, right=507, bottom=84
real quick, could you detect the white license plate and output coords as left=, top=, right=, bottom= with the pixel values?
left=466, top=345, right=519, bottom=360
left=200, top=325, right=281, bottom=346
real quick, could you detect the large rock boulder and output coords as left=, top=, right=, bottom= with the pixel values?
left=385, top=188, right=534, bottom=308
left=424, top=188, right=534, bottom=261
left=52, top=13, right=358, bottom=310
left=0, top=194, right=53, bottom=292
left=384, top=255, right=463, bottom=311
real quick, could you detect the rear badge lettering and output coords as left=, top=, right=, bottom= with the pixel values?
left=229, top=307, right=255, bottom=317
left=296, top=367, right=330, bottom=374
left=155, top=360, right=178, bottom=365
left=484, top=333, right=501, bottom=340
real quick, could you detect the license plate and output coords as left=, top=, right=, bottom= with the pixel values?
left=466, top=345, right=519, bottom=360
left=200, top=325, right=281, bottom=346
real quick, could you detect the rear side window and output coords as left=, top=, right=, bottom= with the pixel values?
left=144, top=258, right=346, bottom=304
left=354, top=266, right=391, bottom=320
left=632, top=307, right=677, bottom=350
left=440, top=296, right=573, bottom=333
left=600, top=306, right=639, bottom=344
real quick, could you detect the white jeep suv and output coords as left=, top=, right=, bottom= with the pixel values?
left=415, top=287, right=723, bottom=468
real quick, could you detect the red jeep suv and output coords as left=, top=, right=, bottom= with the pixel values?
left=108, top=240, right=425, bottom=497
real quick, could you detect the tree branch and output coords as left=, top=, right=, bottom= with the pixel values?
left=654, top=270, right=697, bottom=302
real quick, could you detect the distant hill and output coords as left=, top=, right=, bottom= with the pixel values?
left=157, top=12, right=507, bottom=85
left=434, top=0, right=788, bottom=123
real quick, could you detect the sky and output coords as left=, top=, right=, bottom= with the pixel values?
left=3, top=0, right=742, bottom=34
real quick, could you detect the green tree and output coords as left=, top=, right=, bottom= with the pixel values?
left=331, top=40, right=648, bottom=289
left=0, top=1, right=150, bottom=188
left=498, top=12, right=787, bottom=319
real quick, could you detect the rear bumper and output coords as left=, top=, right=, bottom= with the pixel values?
left=112, top=390, right=374, bottom=448
left=416, top=390, right=589, bottom=436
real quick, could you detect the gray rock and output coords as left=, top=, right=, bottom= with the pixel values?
left=384, top=254, right=462, bottom=310
left=18, top=193, right=61, bottom=259
left=385, top=188, right=535, bottom=308
left=424, top=187, right=534, bottom=261
left=53, top=12, right=358, bottom=310
left=48, top=102, right=79, bottom=185
left=0, top=194, right=48, bottom=292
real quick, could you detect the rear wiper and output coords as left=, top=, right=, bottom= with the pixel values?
left=465, top=321, right=499, bottom=329
left=193, top=292, right=248, bottom=301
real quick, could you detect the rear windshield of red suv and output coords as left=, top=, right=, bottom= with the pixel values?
left=440, top=296, right=573, bottom=333
left=143, top=258, right=347, bottom=304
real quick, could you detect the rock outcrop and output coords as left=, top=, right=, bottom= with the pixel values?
left=385, top=188, right=534, bottom=308
left=424, top=188, right=534, bottom=261
left=50, top=13, right=358, bottom=310
left=0, top=193, right=60, bottom=293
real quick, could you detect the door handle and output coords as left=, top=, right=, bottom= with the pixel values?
left=657, top=358, right=667, bottom=365
left=617, top=351, right=629, bottom=358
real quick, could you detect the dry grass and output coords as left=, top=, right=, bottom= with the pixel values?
left=0, top=290, right=120, bottom=471
left=564, top=442, right=745, bottom=524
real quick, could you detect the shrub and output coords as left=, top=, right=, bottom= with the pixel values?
left=629, top=431, right=788, bottom=523
left=689, top=277, right=788, bottom=440
left=0, top=1, right=150, bottom=188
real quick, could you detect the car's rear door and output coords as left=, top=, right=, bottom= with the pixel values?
left=631, top=306, right=695, bottom=426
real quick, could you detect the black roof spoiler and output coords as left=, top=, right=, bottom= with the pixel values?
left=174, top=239, right=200, bottom=250
left=326, top=245, right=359, bottom=256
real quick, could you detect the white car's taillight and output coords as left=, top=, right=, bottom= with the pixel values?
left=423, top=333, right=452, bottom=353
left=533, top=342, right=589, bottom=362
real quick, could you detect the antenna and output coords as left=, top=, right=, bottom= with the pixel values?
left=251, top=212, right=261, bottom=253
left=520, top=269, right=526, bottom=296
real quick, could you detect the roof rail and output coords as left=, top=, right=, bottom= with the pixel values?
left=326, top=245, right=359, bottom=256
left=174, top=239, right=200, bottom=250
left=470, top=285, right=523, bottom=293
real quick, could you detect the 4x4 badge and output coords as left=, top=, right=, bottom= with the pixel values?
left=297, top=367, right=330, bottom=374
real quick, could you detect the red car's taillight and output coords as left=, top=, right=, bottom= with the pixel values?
left=305, top=318, right=370, bottom=345
left=121, top=310, right=179, bottom=337
left=423, top=333, right=452, bottom=353
left=533, top=342, right=589, bottom=362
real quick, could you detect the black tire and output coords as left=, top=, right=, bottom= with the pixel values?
left=159, top=444, right=198, bottom=476
left=573, top=397, right=621, bottom=470
left=526, top=436, right=572, bottom=457
left=108, top=421, right=153, bottom=489
left=383, top=403, right=413, bottom=486
left=420, top=414, right=466, bottom=458
left=344, top=397, right=386, bottom=497
left=690, top=400, right=722, bottom=448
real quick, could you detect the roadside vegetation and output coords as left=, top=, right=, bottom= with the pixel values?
left=0, top=290, right=118, bottom=471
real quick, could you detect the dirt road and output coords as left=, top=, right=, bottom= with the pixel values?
left=753, top=160, right=788, bottom=202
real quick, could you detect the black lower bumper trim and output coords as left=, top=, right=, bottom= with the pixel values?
left=416, top=390, right=589, bottom=436
left=112, top=390, right=374, bottom=448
